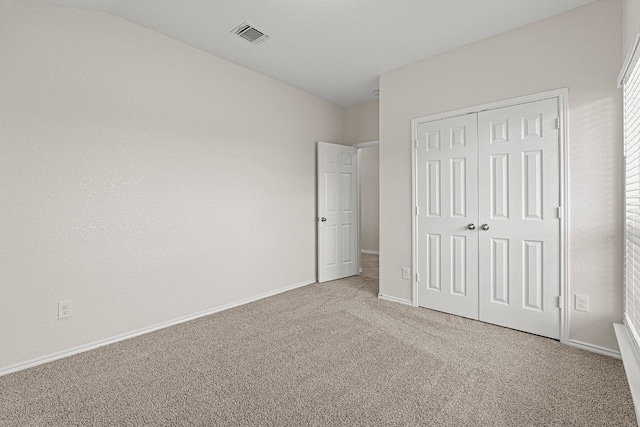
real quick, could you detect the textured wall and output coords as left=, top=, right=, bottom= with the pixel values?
left=0, top=0, right=344, bottom=370
left=359, top=146, right=379, bottom=252
left=380, top=0, right=623, bottom=351
left=623, top=0, right=640, bottom=57
left=344, top=100, right=380, bottom=253
left=345, top=100, right=379, bottom=145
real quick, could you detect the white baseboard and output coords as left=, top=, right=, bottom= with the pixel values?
left=614, top=323, right=640, bottom=424
left=378, top=293, right=413, bottom=306
left=361, top=249, right=379, bottom=255
left=0, top=279, right=316, bottom=377
left=567, top=338, right=621, bottom=359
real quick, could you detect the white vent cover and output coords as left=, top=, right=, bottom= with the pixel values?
left=231, top=22, right=270, bottom=45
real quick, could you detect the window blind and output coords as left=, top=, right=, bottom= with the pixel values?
left=623, top=39, right=640, bottom=353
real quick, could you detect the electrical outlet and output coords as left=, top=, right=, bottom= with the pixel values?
left=402, top=267, right=410, bottom=280
left=58, top=300, right=73, bottom=319
left=575, top=294, right=590, bottom=312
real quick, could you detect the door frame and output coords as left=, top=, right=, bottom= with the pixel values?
left=316, top=140, right=379, bottom=281
left=410, top=88, right=570, bottom=344
left=316, top=141, right=361, bottom=282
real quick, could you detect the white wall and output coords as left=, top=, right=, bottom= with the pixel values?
left=345, top=100, right=380, bottom=253
left=345, top=100, right=380, bottom=144
left=360, top=146, right=380, bottom=253
left=623, top=0, right=640, bottom=57
left=380, top=0, right=623, bottom=351
left=0, top=0, right=344, bottom=371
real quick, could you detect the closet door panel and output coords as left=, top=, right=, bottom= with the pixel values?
left=416, top=115, right=479, bottom=319
left=477, top=98, right=561, bottom=339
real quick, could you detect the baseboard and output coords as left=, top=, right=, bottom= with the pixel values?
left=0, top=279, right=316, bottom=377
left=378, top=293, right=413, bottom=306
left=378, top=295, right=622, bottom=359
left=361, top=249, right=379, bottom=255
left=567, top=338, right=621, bottom=359
left=614, top=324, right=640, bottom=424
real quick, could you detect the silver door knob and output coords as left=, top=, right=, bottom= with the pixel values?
left=481, top=224, right=489, bottom=231
left=467, top=223, right=476, bottom=230
left=320, top=217, right=327, bottom=222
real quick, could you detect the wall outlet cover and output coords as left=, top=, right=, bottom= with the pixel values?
left=575, top=294, right=590, bottom=312
left=58, top=300, right=73, bottom=319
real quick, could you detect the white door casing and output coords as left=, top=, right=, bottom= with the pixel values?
left=317, top=142, right=359, bottom=283
left=414, top=94, right=563, bottom=340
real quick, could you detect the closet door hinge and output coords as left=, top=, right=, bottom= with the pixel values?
left=415, top=138, right=419, bottom=149
left=554, top=118, right=560, bottom=130
left=416, top=206, right=420, bottom=216
left=556, top=206, right=562, bottom=219
left=557, top=295, right=563, bottom=309
left=416, top=273, right=420, bottom=282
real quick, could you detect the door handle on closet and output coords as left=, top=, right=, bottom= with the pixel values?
left=481, top=224, right=490, bottom=231
left=467, top=223, right=476, bottom=230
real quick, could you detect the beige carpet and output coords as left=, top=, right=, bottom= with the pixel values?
left=0, top=254, right=636, bottom=426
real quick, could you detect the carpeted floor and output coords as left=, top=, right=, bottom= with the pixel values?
left=0, top=254, right=636, bottom=426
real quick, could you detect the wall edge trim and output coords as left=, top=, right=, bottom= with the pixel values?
left=567, top=338, right=621, bottom=359
left=378, top=293, right=413, bottom=306
left=354, top=140, right=379, bottom=148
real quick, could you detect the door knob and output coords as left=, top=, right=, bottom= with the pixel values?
left=481, top=224, right=490, bottom=231
left=320, top=217, right=327, bottom=222
left=467, top=223, right=476, bottom=230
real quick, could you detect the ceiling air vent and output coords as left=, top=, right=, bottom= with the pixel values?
left=231, top=22, right=270, bottom=45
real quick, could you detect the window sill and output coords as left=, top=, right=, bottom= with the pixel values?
left=614, top=323, right=640, bottom=424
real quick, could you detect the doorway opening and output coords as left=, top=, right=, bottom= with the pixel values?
left=316, top=140, right=380, bottom=290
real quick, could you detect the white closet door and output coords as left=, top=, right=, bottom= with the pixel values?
left=416, top=114, right=479, bottom=319
left=477, top=98, right=561, bottom=339
left=415, top=97, right=562, bottom=340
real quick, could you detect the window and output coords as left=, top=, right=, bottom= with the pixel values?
left=622, top=35, right=640, bottom=353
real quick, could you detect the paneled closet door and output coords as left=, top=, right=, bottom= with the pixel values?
left=416, top=114, right=479, bottom=319
left=477, top=98, right=561, bottom=339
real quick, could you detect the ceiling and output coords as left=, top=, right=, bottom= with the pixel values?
left=21, top=0, right=598, bottom=106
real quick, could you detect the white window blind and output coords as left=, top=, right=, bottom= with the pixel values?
left=623, top=35, right=640, bottom=353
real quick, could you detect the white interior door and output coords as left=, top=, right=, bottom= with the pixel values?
left=477, top=98, right=561, bottom=339
left=416, top=114, right=479, bottom=319
left=415, top=97, right=561, bottom=339
left=317, top=142, right=359, bottom=283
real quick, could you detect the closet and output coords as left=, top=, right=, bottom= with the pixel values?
left=414, top=97, right=562, bottom=339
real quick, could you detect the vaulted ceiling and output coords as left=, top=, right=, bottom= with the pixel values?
left=20, top=0, right=598, bottom=106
